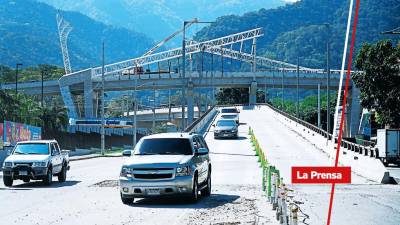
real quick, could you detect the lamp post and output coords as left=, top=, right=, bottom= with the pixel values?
left=15, top=63, right=22, bottom=95
left=181, top=18, right=214, bottom=128
left=325, top=23, right=331, bottom=137
left=41, top=69, right=45, bottom=106
left=130, top=77, right=156, bottom=146
left=101, top=42, right=105, bottom=156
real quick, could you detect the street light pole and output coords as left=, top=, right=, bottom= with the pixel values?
left=133, top=69, right=137, bottom=147
left=318, top=83, right=321, bottom=128
left=326, top=27, right=331, bottom=136
left=15, top=63, right=22, bottom=95
left=41, top=69, right=44, bottom=106
left=296, top=57, right=300, bottom=120
left=101, top=42, right=105, bottom=156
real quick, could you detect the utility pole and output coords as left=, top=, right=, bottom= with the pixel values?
left=152, top=83, right=156, bottom=131
left=41, top=69, right=44, bottom=106
left=100, top=42, right=105, bottom=156
left=326, top=31, right=331, bottom=136
left=281, top=66, right=284, bottom=110
left=318, top=83, right=321, bottom=128
left=296, top=57, right=300, bottom=120
left=15, top=63, right=22, bottom=95
left=133, top=69, right=137, bottom=147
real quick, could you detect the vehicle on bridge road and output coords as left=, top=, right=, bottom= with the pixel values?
left=213, top=119, right=239, bottom=139
left=219, top=107, right=240, bottom=124
left=2, top=140, right=70, bottom=187
left=119, top=132, right=211, bottom=204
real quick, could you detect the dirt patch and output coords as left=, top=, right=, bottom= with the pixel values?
left=89, top=180, right=119, bottom=187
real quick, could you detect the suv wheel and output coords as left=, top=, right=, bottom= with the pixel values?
left=190, top=175, right=199, bottom=203
left=43, top=167, right=52, bottom=186
left=201, top=171, right=211, bottom=197
left=58, top=164, right=67, bottom=182
left=120, top=193, right=134, bottom=204
left=3, top=176, right=13, bottom=187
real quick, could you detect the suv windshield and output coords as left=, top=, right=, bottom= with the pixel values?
left=216, top=120, right=236, bottom=127
left=134, top=138, right=193, bottom=155
left=221, top=108, right=238, bottom=113
left=222, top=115, right=236, bottom=119
left=13, top=143, right=49, bottom=155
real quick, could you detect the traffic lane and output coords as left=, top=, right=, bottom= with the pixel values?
left=0, top=156, right=196, bottom=225
left=241, top=106, right=400, bottom=224
left=206, top=121, right=261, bottom=186
left=245, top=106, right=371, bottom=184
left=0, top=127, right=278, bottom=225
left=292, top=184, right=400, bottom=225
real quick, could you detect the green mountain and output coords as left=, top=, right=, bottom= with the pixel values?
left=0, top=0, right=154, bottom=70
left=37, top=0, right=287, bottom=46
left=195, top=0, right=400, bottom=69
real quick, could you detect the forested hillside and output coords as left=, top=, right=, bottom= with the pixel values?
left=0, top=0, right=154, bottom=70
left=195, top=0, right=400, bottom=69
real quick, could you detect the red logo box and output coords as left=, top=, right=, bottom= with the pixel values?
left=292, top=166, right=351, bottom=184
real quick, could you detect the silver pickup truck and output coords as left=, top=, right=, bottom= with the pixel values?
left=119, top=132, right=211, bottom=204
left=2, top=140, right=70, bottom=187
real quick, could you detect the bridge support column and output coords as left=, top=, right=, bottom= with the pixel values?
left=84, top=75, right=94, bottom=118
left=60, top=86, right=78, bottom=118
left=348, top=84, right=361, bottom=138
left=249, top=81, right=257, bottom=105
left=187, top=81, right=194, bottom=125
left=59, top=68, right=94, bottom=119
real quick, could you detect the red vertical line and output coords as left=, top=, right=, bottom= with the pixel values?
left=326, top=0, right=361, bottom=225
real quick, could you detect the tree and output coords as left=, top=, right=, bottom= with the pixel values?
left=354, top=40, right=400, bottom=128
left=39, top=105, right=68, bottom=134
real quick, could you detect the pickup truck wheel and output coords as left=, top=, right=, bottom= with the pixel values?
left=3, top=176, right=13, bottom=187
left=43, top=167, right=52, bottom=186
left=120, top=193, right=134, bottom=205
left=190, top=176, right=199, bottom=203
left=201, top=171, right=211, bottom=197
left=22, top=178, right=30, bottom=183
left=58, top=164, right=67, bottom=182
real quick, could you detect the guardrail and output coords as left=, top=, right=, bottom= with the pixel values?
left=249, top=127, right=309, bottom=225
left=184, top=106, right=218, bottom=136
left=262, top=103, right=380, bottom=159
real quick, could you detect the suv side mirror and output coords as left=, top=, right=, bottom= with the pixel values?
left=122, top=150, right=132, bottom=157
left=195, top=147, right=208, bottom=156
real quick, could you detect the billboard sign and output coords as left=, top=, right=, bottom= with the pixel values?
left=4, top=121, right=42, bottom=146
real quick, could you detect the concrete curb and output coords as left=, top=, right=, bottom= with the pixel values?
left=69, top=154, right=122, bottom=162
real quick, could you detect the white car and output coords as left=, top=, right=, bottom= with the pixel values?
left=2, top=140, right=70, bottom=187
left=219, top=107, right=240, bottom=124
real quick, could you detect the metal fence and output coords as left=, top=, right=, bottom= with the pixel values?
left=263, top=103, right=380, bottom=159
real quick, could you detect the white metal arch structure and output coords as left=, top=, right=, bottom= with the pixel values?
left=196, top=41, right=313, bottom=70
left=89, top=28, right=263, bottom=78
left=56, top=12, right=73, bottom=75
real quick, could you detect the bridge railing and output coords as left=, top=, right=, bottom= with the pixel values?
left=262, top=103, right=380, bottom=159
left=184, top=106, right=218, bottom=136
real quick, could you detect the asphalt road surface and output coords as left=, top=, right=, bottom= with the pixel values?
left=0, top=118, right=278, bottom=225
left=244, top=105, right=400, bottom=225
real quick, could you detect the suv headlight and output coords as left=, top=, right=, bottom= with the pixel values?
left=120, top=167, right=132, bottom=177
left=176, top=166, right=191, bottom=176
left=3, top=162, right=12, bottom=168
left=214, top=130, right=221, bottom=133
left=32, top=161, right=47, bottom=167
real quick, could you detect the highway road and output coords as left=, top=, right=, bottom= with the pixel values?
left=0, top=120, right=278, bottom=225
left=243, top=105, right=400, bottom=225
left=1, top=106, right=399, bottom=225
